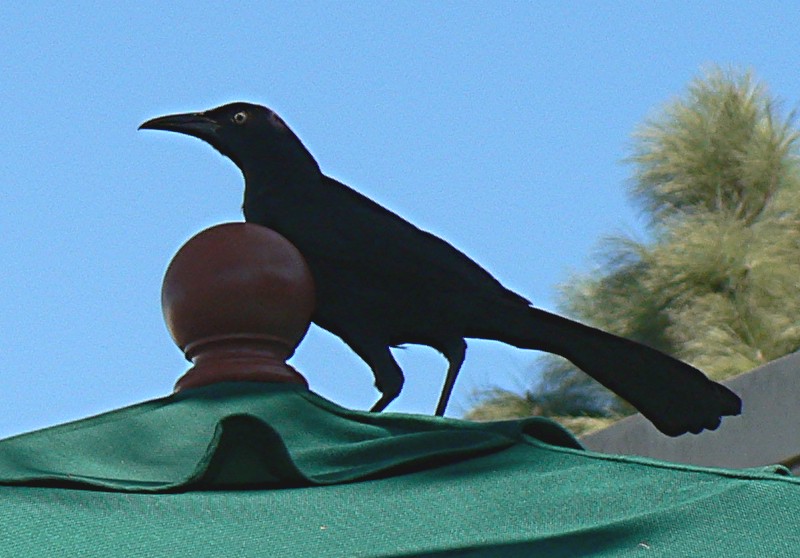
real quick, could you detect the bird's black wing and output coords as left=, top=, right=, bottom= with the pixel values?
left=273, top=175, right=531, bottom=308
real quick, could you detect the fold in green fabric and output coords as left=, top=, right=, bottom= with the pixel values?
left=0, top=383, right=579, bottom=491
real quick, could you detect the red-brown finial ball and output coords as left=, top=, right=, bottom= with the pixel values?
left=162, top=222, right=314, bottom=391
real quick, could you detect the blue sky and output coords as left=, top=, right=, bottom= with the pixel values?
left=2, top=2, right=800, bottom=438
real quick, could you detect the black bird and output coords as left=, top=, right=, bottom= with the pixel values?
left=140, top=102, right=741, bottom=436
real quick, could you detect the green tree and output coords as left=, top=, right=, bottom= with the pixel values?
left=467, top=68, right=800, bottom=432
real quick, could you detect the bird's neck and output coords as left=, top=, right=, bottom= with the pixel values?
left=241, top=163, right=321, bottom=225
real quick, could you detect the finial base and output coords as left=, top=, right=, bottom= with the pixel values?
left=174, top=334, right=308, bottom=392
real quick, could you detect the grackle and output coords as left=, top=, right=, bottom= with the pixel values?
left=140, top=102, right=741, bottom=436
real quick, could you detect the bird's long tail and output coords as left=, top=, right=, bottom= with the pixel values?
left=471, top=304, right=741, bottom=436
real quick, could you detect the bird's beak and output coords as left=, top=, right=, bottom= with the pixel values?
left=138, top=111, right=220, bottom=139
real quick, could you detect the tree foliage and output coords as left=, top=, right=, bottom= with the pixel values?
left=467, top=68, right=800, bottom=427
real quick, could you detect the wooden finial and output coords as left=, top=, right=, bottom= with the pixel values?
left=162, top=223, right=314, bottom=392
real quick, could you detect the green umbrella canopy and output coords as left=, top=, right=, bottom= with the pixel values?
left=2, top=224, right=797, bottom=557
left=1, top=382, right=798, bottom=557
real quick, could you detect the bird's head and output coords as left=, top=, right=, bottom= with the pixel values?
left=139, top=102, right=320, bottom=179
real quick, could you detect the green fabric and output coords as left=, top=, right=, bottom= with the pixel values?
left=0, top=383, right=577, bottom=491
left=0, top=383, right=798, bottom=557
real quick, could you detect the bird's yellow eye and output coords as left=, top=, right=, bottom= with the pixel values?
left=232, top=111, right=248, bottom=125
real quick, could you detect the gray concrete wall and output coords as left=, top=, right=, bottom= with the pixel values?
left=581, top=352, right=800, bottom=470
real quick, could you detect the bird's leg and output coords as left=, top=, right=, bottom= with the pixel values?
left=435, top=339, right=467, bottom=416
left=346, top=340, right=405, bottom=413
left=371, top=391, right=398, bottom=413
left=368, top=348, right=405, bottom=412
